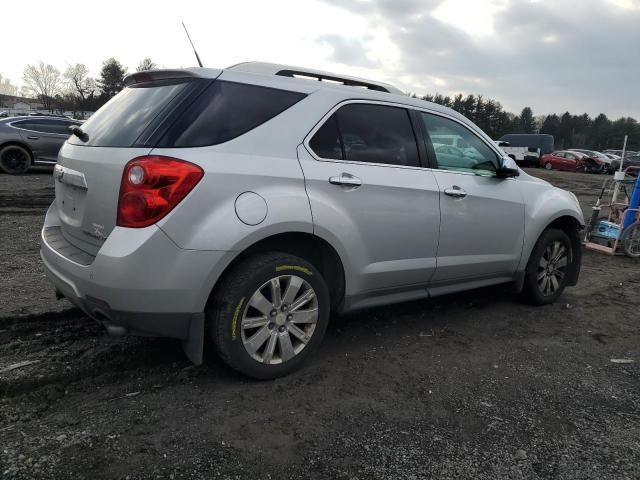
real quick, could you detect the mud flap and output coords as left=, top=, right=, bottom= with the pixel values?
left=182, top=312, right=205, bottom=365
left=512, top=271, right=526, bottom=293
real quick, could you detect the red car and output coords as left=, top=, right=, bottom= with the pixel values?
left=539, top=150, right=584, bottom=171
left=539, top=150, right=605, bottom=173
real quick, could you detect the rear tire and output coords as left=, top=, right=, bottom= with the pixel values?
left=208, top=252, right=330, bottom=379
left=0, top=145, right=32, bottom=174
left=522, top=229, right=572, bottom=305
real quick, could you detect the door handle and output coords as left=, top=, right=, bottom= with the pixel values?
left=27, top=135, right=39, bottom=140
left=329, top=173, right=362, bottom=188
left=444, top=186, right=467, bottom=198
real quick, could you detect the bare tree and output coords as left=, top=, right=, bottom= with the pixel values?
left=136, top=57, right=157, bottom=72
left=64, top=63, right=96, bottom=114
left=22, top=62, right=61, bottom=111
left=0, top=73, right=19, bottom=96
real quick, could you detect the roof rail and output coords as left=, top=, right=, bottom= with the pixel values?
left=276, top=69, right=390, bottom=92
left=226, top=62, right=404, bottom=95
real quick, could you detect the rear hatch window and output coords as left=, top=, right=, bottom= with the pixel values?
left=68, top=78, right=203, bottom=147
left=70, top=79, right=306, bottom=148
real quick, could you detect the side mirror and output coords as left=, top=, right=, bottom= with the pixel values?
left=496, top=156, right=520, bottom=178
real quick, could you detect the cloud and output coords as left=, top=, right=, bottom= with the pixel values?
left=317, top=34, right=380, bottom=68
left=318, top=0, right=640, bottom=118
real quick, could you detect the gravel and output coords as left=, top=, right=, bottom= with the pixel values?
left=0, top=168, right=639, bottom=479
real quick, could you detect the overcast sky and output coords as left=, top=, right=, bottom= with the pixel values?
left=1, top=0, right=638, bottom=118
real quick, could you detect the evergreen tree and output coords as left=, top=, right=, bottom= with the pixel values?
left=98, top=58, right=127, bottom=99
left=518, top=107, right=536, bottom=133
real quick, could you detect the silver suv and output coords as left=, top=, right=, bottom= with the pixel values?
left=41, top=62, right=584, bottom=378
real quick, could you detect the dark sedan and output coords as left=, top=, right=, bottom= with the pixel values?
left=0, top=116, right=81, bottom=174
left=608, top=154, right=640, bottom=173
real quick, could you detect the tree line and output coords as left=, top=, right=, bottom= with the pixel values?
left=3, top=58, right=638, bottom=151
left=420, top=93, right=639, bottom=151
left=1, top=58, right=157, bottom=118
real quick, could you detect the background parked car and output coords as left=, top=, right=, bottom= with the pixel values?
left=605, top=153, right=640, bottom=173
left=498, top=133, right=555, bottom=161
left=493, top=140, right=539, bottom=167
left=603, top=152, right=622, bottom=162
left=539, top=150, right=585, bottom=171
left=603, top=149, right=638, bottom=161
left=0, top=116, right=81, bottom=174
left=569, top=149, right=613, bottom=172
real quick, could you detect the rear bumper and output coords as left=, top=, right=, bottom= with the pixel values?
left=41, top=253, right=201, bottom=339
left=40, top=203, right=231, bottom=357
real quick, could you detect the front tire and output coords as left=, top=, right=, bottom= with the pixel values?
left=522, top=229, right=572, bottom=305
left=208, top=252, right=330, bottom=379
left=0, top=145, right=32, bottom=174
left=544, top=162, right=553, bottom=170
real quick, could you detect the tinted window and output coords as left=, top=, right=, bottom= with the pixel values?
left=12, top=119, right=78, bottom=135
left=421, top=113, right=498, bottom=174
left=334, top=103, right=419, bottom=167
left=43, top=119, right=78, bottom=135
left=159, top=81, right=306, bottom=147
left=309, top=115, right=342, bottom=160
left=70, top=79, right=199, bottom=147
left=11, top=120, right=37, bottom=131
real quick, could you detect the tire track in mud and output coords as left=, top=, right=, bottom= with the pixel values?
left=0, top=309, right=186, bottom=398
left=0, top=188, right=54, bottom=209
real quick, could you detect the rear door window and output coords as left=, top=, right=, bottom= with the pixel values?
left=158, top=81, right=306, bottom=147
left=309, top=115, right=342, bottom=160
left=309, top=103, right=420, bottom=168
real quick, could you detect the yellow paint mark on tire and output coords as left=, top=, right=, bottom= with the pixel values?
left=275, top=265, right=312, bottom=276
left=231, top=297, right=245, bottom=341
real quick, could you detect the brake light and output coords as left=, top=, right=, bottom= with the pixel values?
left=117, top=156, right=203, bottom=228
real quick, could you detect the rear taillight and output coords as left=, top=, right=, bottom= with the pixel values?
left=117, top=155, right=203, bottom=228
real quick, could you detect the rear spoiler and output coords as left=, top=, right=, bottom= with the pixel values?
left=123, top=68, right=222, bottom=86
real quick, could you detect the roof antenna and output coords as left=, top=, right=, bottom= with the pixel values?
left=182, top=21, right=204, bottom=68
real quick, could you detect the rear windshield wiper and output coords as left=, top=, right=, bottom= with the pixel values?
left=69, top=125, right=89, bottom=142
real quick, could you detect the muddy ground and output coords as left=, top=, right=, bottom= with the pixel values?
left=0, top=168, right=639, bottom=480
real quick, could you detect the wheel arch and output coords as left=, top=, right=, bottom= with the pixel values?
left=0, top=140, right=34, bottom=160
left=516, top=213, right=583, bottom=291
left=206, top=231, right=347, bottom=312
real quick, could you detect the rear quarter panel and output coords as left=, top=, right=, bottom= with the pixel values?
left=152, top=86, right=350, bottom=252
left=153, top=148, right=313, bottom=251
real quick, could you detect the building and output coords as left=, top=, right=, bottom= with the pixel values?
left=0, top=94, right=45, bottom=115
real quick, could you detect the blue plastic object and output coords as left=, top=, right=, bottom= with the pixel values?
left=623, top=174, right=640, bottom=229
left=592, top=220, right=621, bottom=240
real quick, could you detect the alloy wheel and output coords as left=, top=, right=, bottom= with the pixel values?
left=241, top=275, right=319, bottom=364
left=537, top=241, right=568, bottom=296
